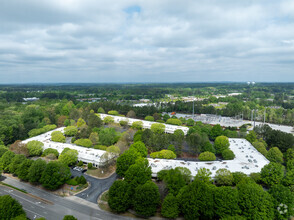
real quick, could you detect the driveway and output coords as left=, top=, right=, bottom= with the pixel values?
left=71, top=168, right=117, bottom=203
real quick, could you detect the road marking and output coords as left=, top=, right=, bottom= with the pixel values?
left=7, top=191, right=45, bottom=208
left=23, top=208, right=45, bottom=218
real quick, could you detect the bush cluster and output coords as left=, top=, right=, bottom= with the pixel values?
left=28, top=124, right=57, bottom=137
left=150, top=150, right=176, bottom=159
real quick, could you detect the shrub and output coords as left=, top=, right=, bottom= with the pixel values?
left=150, top=150, right=176, bottom=159
left=28, top=124, right=57, bottom=137
left=108, top=110, right=119, bottom=116
left=166, top=118, right=182, bottom=126
left=222, top=149, right=235, bottom=160
left=103, top=116, right=114, bottom=124
left=145, top=116, right=154, bottom=121
left=74, top=139, right=93, bottom=148
left=97, top=107, right=105, bottom=113
left=77, top=161, right=83, bottom=166
left=232, top=172, right=248, bottom=185
left=42, top=148, right=59, bottom=158
left=71, top=137, right=76, bottom=143
left=26, top=140, right=44, bottom=156
left=132, top=121, right=143, bottom=130
left=133, top=130, right=142, bottom=142
left=66, top=178, right=78, bottom=186
left=198, top=152, right=216, bottom=161
left=51, top=132, right=66, bottom=143
left=250, top=172, right=262, bottom=183
left=64, top=126, right=78, bottom=136
left=215, top=169, right=234, bottom=186
left=119, top=120, right=128, bottom=127
left=87, top=163, right=93, bottom=169
left=150, top=123, right=165, bottom=134
left=94, top=145, right=107, bottom=150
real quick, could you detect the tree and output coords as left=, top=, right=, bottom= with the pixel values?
left=125, top=158, right=152, bottom=187
left=116, top=148, right=141, bottom=177
left=283, top=169, right=294, bottom=186
left=98, top=128, right=120, bottom=146
left=0, top=151, right=15, bottom=172
left=106, top=145, right=120, bottom=156
left=26, top=140, right=43, bottom=156
left=269, top=184, right=294, bottom=220
left=145, top=116, right=154, bottom=121
left=202, top=141, right=216, bottom=153
left=9, top=140, right=29, bottom=157
left=64, top=126, right=78, bottom=136
left=245, top=130, right=257, bottom=143
left=42, top=148, right=59, bottom=158
left=126, top=110, right=136, bottom=118
left=59, top=148, right=78, bottom=166
left=186, top=132, right=204, bottom=154
left=51, top=132, right=66, bottom=143
left=186, top=118, right=195, bottom=126
left=77, top=118, right=86, bottom=128
left=129, top=141, right=147, bottom=157
left=214, top=186, right=240, bottom=219
left=9, top=154, right=26, bottom=174
left=261, top=162, right=285, bottom=186
left=161, top=193, right=179, bottom=219
left=284, top=148, right=294, bottom=163
left=132, top=121, right=143, bottom=130
left=97, top=107, right=105, bottom=113
left=150, top=123, right=165, bottom=134
left=222, top=149, right=235, bottom=160
left=210, top=124, right=223, bottom=140
left=0, top=195, right=25, bottom=219
left=237, top=181, right=274, bottom=220
left=16, top=159, right=33, bottom=181
left=133, top=181, right=160, bottom=217
left=163, top=167, right=191, bottom=195
left=215, top=169, right=234, bottom=186
left=195, top=167, right=212, bottom=183
left=252, top=141, right=268, bottom=156
left=153, top=113, right=161, bottom=121
left=199, top=151, right=216, bottom=161
left=74, top=139, right=93, bottom=148
left=103, top=116, right=114, bottom=124
left=0, top=146, right=8, bottom=158
left=180, top=179, right=215, bottom=220
left=63, top=215, right=77, bottom=220
left=286, top=159, right=294, bottom=170
left=108, top=180, right=132, bottom=213
left=28, top=158, right=47, bottom=184
left=267, top=147, right=283, bottom=163
left=40, top=161, right=71, bottom=190
left=173, top=129, right=185, bottom=147
left=232, top=172, right=248, bottom=185
left=89, top=132, right=99, bottom=145
left=214, top=136, right=230, bottom=154
left=88, top=113, right=102, bottom=128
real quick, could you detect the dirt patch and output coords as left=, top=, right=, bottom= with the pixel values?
left=86, top=164, right=116, bottom=179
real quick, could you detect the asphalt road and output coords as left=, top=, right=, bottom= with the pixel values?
left=71, top=168, right=117, bottom=203
left=0, top=175, right=133, bottom=220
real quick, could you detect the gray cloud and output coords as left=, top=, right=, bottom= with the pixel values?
left=0, top=0, right=293, bottom=83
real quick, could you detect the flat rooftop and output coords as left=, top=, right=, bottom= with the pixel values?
left=99, top=114, right=189, bottom=135
left=148, top=138, right=270, bottom=177
left=23, top=127, right=111, bottom=166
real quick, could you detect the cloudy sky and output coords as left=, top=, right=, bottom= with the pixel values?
left=0, top=0, right=294, bottom=83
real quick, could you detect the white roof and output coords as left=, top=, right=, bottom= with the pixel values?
left=23, top=127, right=112, bottom=166
left=99, top=114, right=189, bottom=135
left=148, top=138, right=270, bottom=178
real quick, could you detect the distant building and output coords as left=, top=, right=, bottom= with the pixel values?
left=23, top=97, right=39, bottom=101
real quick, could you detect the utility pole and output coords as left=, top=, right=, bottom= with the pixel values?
left=264, top=109, right=266, bottom=124
left=251, top=110, right=253, bottom=122
left=253, top=109, right=256, bottom=128
left=192, top=97, right=194, bottom=119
